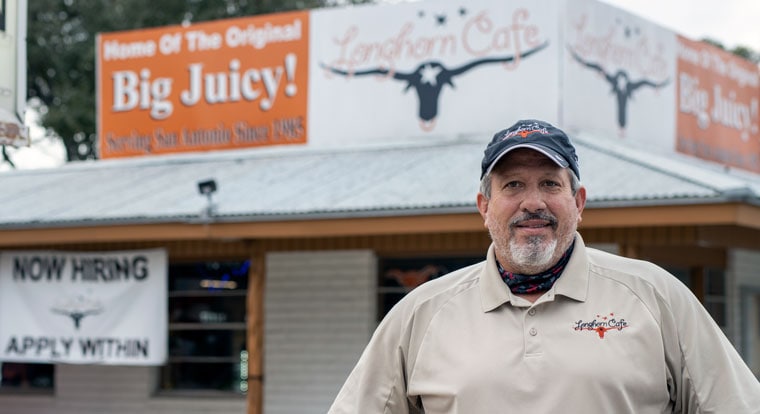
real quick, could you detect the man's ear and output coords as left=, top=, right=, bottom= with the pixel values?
left=575, top=186, right=587, bottom=222
left=476, top=192, right=489, bottom=220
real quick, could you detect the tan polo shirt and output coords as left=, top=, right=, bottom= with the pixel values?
left=328, top=234, right=760, bottom=413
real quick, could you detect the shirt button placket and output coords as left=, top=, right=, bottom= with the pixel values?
left=525, top=307, right=542, bottom=356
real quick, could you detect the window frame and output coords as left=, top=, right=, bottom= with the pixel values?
left=159, top=259, right=250, bottom=396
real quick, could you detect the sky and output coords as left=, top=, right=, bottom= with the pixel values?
left=601, top=0, right=760, bottom=50
left=4, top=0, right=760, bottom=171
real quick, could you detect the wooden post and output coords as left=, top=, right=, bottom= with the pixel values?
left=247, top=245, right=265, bottom=414
left=621, top=244, right=639, bottom=259
left=691, top=267, right=705, bottom=303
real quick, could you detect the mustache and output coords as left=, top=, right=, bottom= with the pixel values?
left=510, top=212, right=558, bottom=227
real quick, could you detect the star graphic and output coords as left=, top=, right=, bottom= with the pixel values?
left=419, top=64, right=442, bottom=86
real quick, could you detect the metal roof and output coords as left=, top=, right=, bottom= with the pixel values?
left=1, top=133, right=759, bottom=229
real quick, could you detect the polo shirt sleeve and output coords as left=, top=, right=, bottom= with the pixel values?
left=328, top=300, right=423, bottom=414
left=659, top=275, right=760, bottom=413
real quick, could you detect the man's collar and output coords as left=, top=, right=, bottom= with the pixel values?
left=480, top=233, right=589, bottom=312
left=480, top=244, right=512, bottom=312
left=552, top=234, right=589, bottom=302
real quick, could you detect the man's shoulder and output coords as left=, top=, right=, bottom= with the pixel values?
left=584, top=247, right=685, bottom=296
left=392, top=260, right=485, bottom=316
left=586, top=247, right=665, bottom=273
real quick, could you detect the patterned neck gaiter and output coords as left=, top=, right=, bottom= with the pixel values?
left=497, top=241, right=575, bottom=294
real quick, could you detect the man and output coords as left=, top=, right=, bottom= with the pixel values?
left=328, top=119, right=760, bottom=413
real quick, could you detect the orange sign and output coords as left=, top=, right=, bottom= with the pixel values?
left=676, top=36, right=760, bottom=173
left=97, top=11, right=309, bottom=158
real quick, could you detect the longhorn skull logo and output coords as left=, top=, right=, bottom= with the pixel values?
left=567, top=46, right=669, bottom=134
left=320, top=42, right=549, bottom=131
left=51, top=294, right=104, bottom=330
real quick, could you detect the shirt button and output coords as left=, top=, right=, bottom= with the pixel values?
left=529, top=328, right=538, bottom=336
left=528, top=308, right=537, bottom=316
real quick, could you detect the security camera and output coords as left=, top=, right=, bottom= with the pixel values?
left=197, top=179, right=219, bottom=221
left=197, top=179, right=217, bottom=196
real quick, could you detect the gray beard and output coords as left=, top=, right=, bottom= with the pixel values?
left=508, top=235, right=558, bottom=274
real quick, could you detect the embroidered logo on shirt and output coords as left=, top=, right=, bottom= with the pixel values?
left=573, top=312, right=629, bottom=339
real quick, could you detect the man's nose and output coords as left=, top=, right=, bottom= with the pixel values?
left=520, top=187, right=547, bottom=212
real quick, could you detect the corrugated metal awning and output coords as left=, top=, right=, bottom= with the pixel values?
left=0, top=133, right=758, bottom=230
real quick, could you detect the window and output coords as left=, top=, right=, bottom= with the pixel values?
left=378, top=256, right=481, bottom=320
left=704, top=268, right=727, bottom=327
left=162, top=260, right=249, bottom=394
left=0, top=363, right=54, bottom=392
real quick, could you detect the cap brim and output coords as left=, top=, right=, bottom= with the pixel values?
left=485, top=143, right=570, bottom=176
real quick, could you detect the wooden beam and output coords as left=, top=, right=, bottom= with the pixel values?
left=692, top=267, right=705, bottom=303
left=207, top=213, right=485, bottom=239
left=0, top=214, right=486, bottom=246
left=581, top=203, right=760, bottom=228
left=736, top=204, right=760, bottom=229
left=620, top=244, right=639, bottom=259
left=246, top=246, right=265, bottom=414
left=0, top=202, right=758, bottom=247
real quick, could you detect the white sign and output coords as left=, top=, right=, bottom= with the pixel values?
left=308, top=0, right=561, bottom=147
left=0, top=0, right=28, bottom=147
left=0, top=249, right=167, bottom=365
left=562, top=0, right=677, bottom=152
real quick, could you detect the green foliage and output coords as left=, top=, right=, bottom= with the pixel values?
left=730, top=46, right=759, bottom=64
left=26, top=0, right=372, bottom=162
left=701, top=37, right=759, bottom=63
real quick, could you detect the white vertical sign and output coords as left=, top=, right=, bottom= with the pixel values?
left=0, top=249, right=168, bottom=365
left=0, top=0, right=28, bottom=147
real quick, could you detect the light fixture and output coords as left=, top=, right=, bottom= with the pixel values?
left=197, top=178, right=218, bottom=220
left=197, top=179, right=217, bottom=196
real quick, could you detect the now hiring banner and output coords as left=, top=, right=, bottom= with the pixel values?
left=0, top=249, right=167, bottom=366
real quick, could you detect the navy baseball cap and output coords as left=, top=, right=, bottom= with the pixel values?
left=481, top=119, right=580, bottom=179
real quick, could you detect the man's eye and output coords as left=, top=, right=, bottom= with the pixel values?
left=504, top=181, right=522, bottom=188
left=543, top=181, right=560, bottom=187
